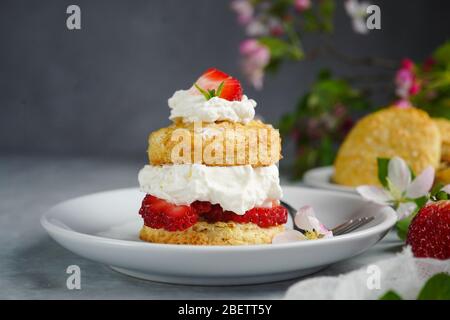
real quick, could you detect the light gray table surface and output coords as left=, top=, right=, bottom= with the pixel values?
left=0, top=155, right=404, bottom=299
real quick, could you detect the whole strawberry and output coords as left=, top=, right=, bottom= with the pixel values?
left=406, top=200, right=450, bottom=260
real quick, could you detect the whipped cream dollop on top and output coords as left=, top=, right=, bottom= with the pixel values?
left=138, top=164, right=282, bottom=215
left=168, top=90, right=256, bottom=124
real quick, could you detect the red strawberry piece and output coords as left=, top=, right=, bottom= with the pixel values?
left=191, top=201, right=212, bottom=215
left=235, top=206, right=288, bottom=228
left=196, top=202, right=229, bottom=223
left=139, top=195, right=198, bottom=232
left=192, top=200, right=287, bottom=228
left=194, top=68, right=243, bottom=101
left=406, top=200, right=450, bottom=260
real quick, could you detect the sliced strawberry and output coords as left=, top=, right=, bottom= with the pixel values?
left=193, top=68, right=243, bottom=101
left=236, top=206, right=288, bottom=228
left=193, top=200, right=287, bottom=228
left=219, top=77, right=243, bottom=101
left=139, top=195, right=198, bottom=232
left=140, top=196, right=287, bottom=231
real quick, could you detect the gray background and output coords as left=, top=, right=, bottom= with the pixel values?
left=1, top=0, right=449, bottom=160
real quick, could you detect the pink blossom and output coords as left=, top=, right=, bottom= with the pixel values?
left=294, top=0, right=311, bottom=12
left=401, top=58, right=414, bottom=71
left=231, top=0, right=254, bottom=25
left=268, top=18, right=284, bottom=36
left=333, top=104, right=347, bottom=117
left=239, top=39, right=259, bottom=54
left=395, top=58, right=420, bottom=99
left=395, top=68, right=413, bottom=99
left=272, top=206, right=333, bottom=244
left=393, top=99, right=412, bottom=109
left=239, top=39, right=270, bottom=89
left=409, top=81, right=420, bottom=95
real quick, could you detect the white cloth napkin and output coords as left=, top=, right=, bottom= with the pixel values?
left=285, top=248, right=450, bottom=300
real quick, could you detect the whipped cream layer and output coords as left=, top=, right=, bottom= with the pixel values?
left=138, top=164, right=282, bottom=215
left=168, top=90, right=256, bottom=124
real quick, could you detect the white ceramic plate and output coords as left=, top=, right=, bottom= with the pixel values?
left=41, top=186, right=396, bottom=285
left=303, top=166, right=356, bottom=193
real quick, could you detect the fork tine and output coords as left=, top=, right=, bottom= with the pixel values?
left=331, top=219, right=355, bottom=234
left=337, top=219, right=367, bottom=235
left=345, top=217, right=374, bottom=233
left=334, top=216, right=374, bottom=236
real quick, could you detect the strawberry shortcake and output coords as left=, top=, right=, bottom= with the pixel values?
left=137, top=68, right=286, bottom=245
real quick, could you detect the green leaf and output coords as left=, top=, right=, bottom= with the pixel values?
left=264, top=58, right=282, bottom=74
left=377, top=158, right=390, bottom=188
left=435, top=190, right=449, bottom=200
left=379, top=290, right=403, bottom=300
left=430, top=182, right=444, bottom=197
left=194, top=81, right=224, bottom=101
left=318, top=69, right=332, bottom=81
left=259, top=37, right=304, bottom=61
left=216, top=81, right=224, bottom=97
left=413, top=196, right=428, bottom=209
left=303, top=10, right=321, bottom=32
left=318, top=0, right=335, bottom=32
left=396, top=213, right=415, bottom=241
left=278, top=113, right=296, bottom=135
left=318, top=136, right=335, bottom=166
left=194, top=83, right=211, bottom=100
left=433, top=41, right=450, bottom=65
left=417, top=273, right=450, bottom=300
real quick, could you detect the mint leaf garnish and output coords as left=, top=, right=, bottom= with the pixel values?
left=216, top=81, right=224, bottom=97
left=194, top=83, right=212, bottom=100
left=194, top=81, right=225, bottom=101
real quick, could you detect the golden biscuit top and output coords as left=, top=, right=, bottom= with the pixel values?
left=147, top=120, right=282, bottom=167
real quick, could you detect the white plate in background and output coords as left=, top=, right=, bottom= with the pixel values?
left=41, top=186, right=395, bottom=285
left=303, top=166, right=356, bottom=193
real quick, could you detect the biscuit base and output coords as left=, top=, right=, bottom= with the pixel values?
left=139, top=221, right=284, bottom=245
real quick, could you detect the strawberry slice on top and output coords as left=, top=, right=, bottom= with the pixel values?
left=193, top=68, right=243, bottom=101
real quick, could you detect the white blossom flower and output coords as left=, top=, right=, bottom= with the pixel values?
left=344, top=0, right=370, bottom=34
left=356, top=157, right=435, bottom=220
left=272, top=206, right=332, bottom=244
left=230, top=0, right=254, bottom=25
left=272, top=230, right=307, bottom=244
left=442, top=184, right=450, bottom=194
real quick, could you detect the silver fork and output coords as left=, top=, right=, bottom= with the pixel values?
left=280, top=200, right=375, bottom=236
